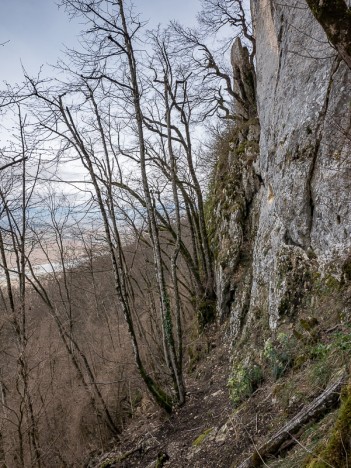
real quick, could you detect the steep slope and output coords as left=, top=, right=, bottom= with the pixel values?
left=87, top=3, right=351, bottom=467
left=208, top=1, right=351, bottom=466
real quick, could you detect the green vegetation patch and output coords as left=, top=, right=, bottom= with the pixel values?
left=228, top=361, right=263, bottom=407
left=263, top=333, right=296, bottom=380
left=192, top=427, right=213, bottom=447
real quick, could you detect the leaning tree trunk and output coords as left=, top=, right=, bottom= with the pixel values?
left=117, top=0, right=185, bottom=406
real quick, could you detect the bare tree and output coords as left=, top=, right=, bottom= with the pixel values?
left=168, top=0, right=255, bottom=121
left=0, top=157, right=28, bottom=172
left=0, top=0, right=255, bottom=438
left=0, top=107, right=42, bottom=467
left=144, top=29, right=217, bottom=322
left=197, top=0, right=255, bottom=61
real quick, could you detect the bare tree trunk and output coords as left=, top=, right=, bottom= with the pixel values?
left=57, top=94, right=174, bottom=412
left=164, top=76, right=185, bottom=403
left=117, top=0, right=185, bottom=404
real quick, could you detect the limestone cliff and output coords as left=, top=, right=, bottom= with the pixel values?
left=213, top=0, right=351, bottom=336
left=206, top=3, right=351, bottom=464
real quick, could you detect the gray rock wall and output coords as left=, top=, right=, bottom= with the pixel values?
left=215, top=1, right=351, bottom=334
left=210, top=38, right=261, bottom=331
left=250, top=0, right=351, bottom=330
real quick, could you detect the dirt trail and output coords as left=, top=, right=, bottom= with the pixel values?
left=89, top=328, right=244, bottom=467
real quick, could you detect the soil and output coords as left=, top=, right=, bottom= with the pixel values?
left=87, top=321, right=346, bottom=468
left=88, top=325, right=243, bottom=467
left=87, top=323, right=274, bottom=468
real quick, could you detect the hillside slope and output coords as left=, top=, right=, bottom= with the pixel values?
left=88, top=2, right=351, bottom=467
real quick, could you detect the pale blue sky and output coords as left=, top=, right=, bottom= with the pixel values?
left=0, top=0, right=200, bottom=84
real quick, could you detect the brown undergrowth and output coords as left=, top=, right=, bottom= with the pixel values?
left=87, top=264, right=351, bottom=468
left=87, top=322, right=350, bottom=468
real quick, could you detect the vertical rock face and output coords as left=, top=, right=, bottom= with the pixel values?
left=214, top=1, right=351, bottom=335
left=250, top=0, right=351, bottom=330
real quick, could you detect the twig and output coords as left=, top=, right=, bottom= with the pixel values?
left=286, top=431, right=335, bottom=468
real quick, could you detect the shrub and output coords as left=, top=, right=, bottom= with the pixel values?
left=228, top=361, right=263, bottom=407
left=263, top=333, right=295, bottom=380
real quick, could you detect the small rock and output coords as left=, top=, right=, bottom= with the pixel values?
left=211, top=390, right=223, bottom=398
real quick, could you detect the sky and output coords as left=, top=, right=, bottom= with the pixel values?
left=0, top=0, right=202, bottom=188
left=0, top=0, right=201, bottom=85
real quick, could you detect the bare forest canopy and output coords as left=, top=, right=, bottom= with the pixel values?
left=0, top=0, right=351, bottom=466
